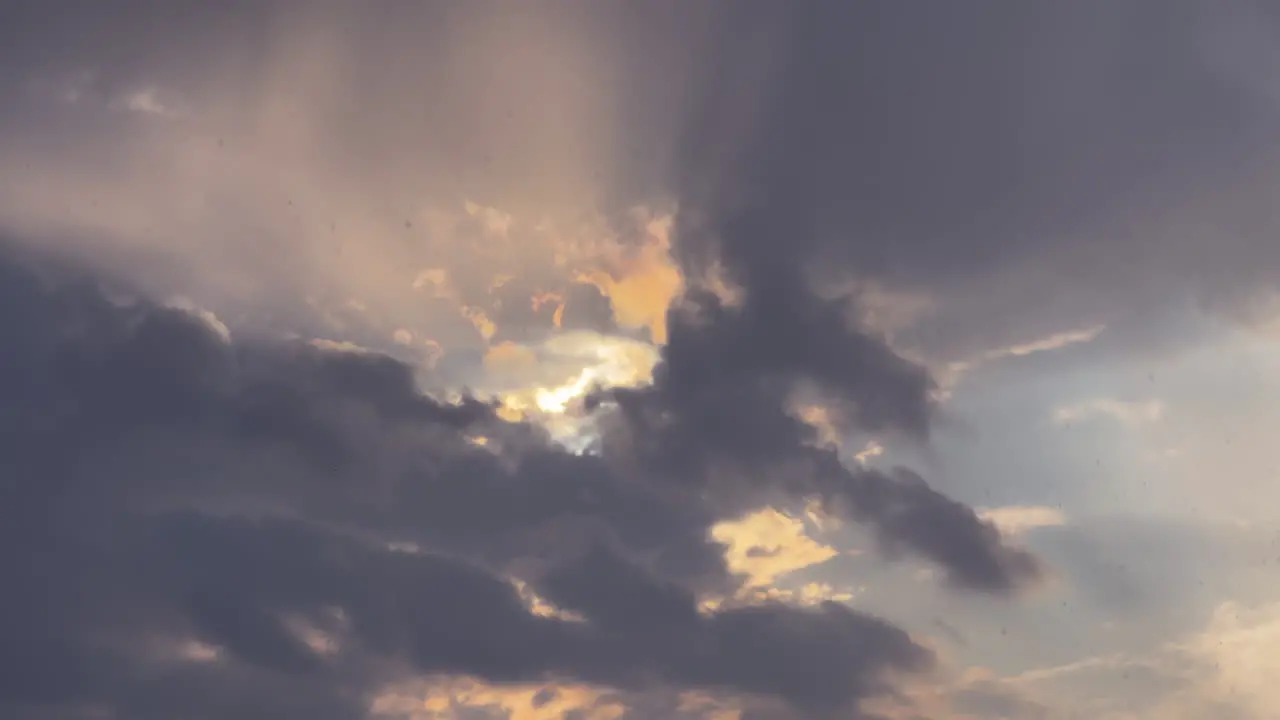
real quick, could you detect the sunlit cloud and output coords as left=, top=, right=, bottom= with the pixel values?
left=978, top=505, right=1068, bottom=537
left=930, top=323, right=1108, bottom=401
left=372, top=676, right=625, bottom=720
left=0, top=3, right=691, bottom=388
left=711, top=507, right=840, bottom=589
left=984, top=324, right=1106, bottom=360
left=574, top=212, right=683, bottom=344
left=7, top=4, right=1279, bottom=719
left=1052, top=397, right=1166, bottom=427
left=120, top=86, right=178, bottom=117
left=476, top=331, right=660, bottom=449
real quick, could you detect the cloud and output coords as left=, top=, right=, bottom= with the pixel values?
left=978, top=506, right=1069, bottom=537
left=373, top=676, right=626, bottom=720
left=997, top=599, right=1280, bottom=719
left=7, top=1, right=1280, bottom=373
left=666, top=2, right=1280, bottom=377
left=862, top=591, right=1280, bottom=720
left=120, top=86, right=176, bottom=116
left=27, top=2, right=1280, bottom=716
left=1052, top=398, right=1166, bottom=427
left=929, top=324, right=1109, bottom=399
left=1172, top=600, right=1280, bottom=718
left=711, top=508, right=839, bottom=589
left=595, top=284, right=1040, bottom=593
left=983, top=325, right=1107, bottom=360
left=0, top=2, right=701, bottom=381
left=0, top=246, right=1041, bottom=718
left=575, top=212, right=684, bottom=345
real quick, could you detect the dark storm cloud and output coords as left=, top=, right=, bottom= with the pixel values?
left=7, top=0, right=1280, bottom=363
left=569, top=0, right=1280, bottom=596
left=670, top=1, right=1280, bottom=362
left=597, top=285, right=1040, bottom=592
left=12, top=1, right=1235, bottom=716
left=0, top=248, right=958, bottom=718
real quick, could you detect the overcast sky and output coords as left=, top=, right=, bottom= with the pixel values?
left=3, top=2, right=1280, bottom=719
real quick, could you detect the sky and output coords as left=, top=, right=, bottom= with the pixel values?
left=2, top=1, right=1280, bottom=718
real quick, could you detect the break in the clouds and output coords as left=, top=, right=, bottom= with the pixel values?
left=4, top=1, right=1280, bottom=719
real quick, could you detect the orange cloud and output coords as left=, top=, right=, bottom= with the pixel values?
left=531, top=290, right=562, bottom=311
left=372, top=677, right=624, bottom=720
left=460, top=306, right=497, bottom=341
left=412, top=268, right=454, bottom=298
left=711, top=508, right=838, bottom=589
left=676, top=692, right=745, bottom=720
left=530, top=291, right=567, bottom=328
left=792, top=403, right=842, bottom=447
left=483, top=341, right=539, bottom=373
left=575, top=214, right=682, bottom=344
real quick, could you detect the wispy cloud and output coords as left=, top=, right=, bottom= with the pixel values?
left=931, top=324, right=1107, bottom=399
left=1052, top=398, right=1166, bottom=427
left=120, top=86, right=176, bottom=117
left=979, top=505, right=1068, bottom=537
left=985, top=324, right=1107, bottom=361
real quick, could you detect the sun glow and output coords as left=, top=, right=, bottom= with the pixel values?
left=534, top=333, right=658, bottom=411
left=483, top=331, right=659, bottom=450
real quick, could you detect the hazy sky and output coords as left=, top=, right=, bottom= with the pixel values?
left=3, top=2, right=1280, bottom=719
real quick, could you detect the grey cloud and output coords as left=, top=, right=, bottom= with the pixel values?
left=660, top=282, right=936, bottom=440
left=827, top=465, right=1040, bottom=593
left=669, top=1, right=1280, bottom=365
left=950, top=681, right=1053, bottom=720
left=557, top=283, right=622, bottom=336
left=0, top=1, right=695, bottom=356
left=0, top=248, right=954, bottom=718
left=6, top=1, right=1280, bottom=367
left=7, top=1, right=1205, bottom=716
left=1031, top=516, right=1280, bottom=651
left=538, top=544, right=702, bottom=632
left=840, top=512, right=1280, bottom=680
left=485, top=278, right=619, bottom=346
left=597, top=288, right=1039, bottom=593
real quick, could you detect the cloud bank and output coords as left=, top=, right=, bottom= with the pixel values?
left=0, top=244, right=1035, bottom=718
left=7, top=1, right=1280, bottom=718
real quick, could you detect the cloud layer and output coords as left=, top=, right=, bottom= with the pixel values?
left=0, top=243, right=1038, bottom=717
left=6, top=2, right=1280, bottom=718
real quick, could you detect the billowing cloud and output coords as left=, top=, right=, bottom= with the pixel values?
left=667, top=2, right=1280, bottom=374
left=0, top=244, right=1037, bottom=717
left=597, top=286, right=1042, bottom=593
left=9, top=1, right=1278, bottom=718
